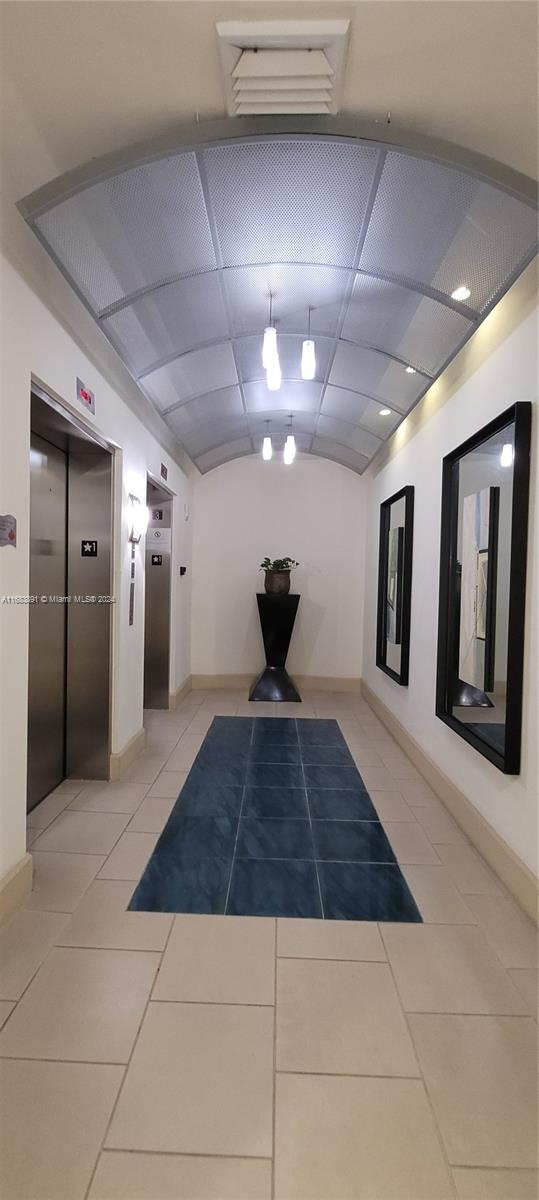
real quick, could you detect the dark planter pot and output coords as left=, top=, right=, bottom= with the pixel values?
left=264, top=570, right=291, bottom=596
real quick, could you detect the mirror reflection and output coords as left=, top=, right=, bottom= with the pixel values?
left=376, top=486, right=414, bottom=685
left=385, top=495, right=406, bottom=677
left=450, top=423, right=515, bottom=757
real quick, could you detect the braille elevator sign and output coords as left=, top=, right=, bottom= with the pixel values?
left=81, top=540, right=97, bottom=556
left=151, top=554, right=162, bottom=566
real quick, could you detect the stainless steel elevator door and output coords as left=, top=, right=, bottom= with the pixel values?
left=27, top=434, right=67, bottom=811
left=66, top=448, right=112, bottom=779
left=144, top=485, right=171, bottom=709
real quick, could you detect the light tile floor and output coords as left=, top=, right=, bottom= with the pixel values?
left=0, top=688, right=536, bottom=1200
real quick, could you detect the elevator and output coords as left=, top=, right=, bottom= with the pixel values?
left=27, top=390, right=113, bottom=812
left=143, top=478, right=172, bottom=709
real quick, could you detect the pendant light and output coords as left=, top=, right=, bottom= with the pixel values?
left=262, top=293, right=278, bottom=370
left=262, top=420, right=273, bottom=461
left=283, top=415, right=296, bottom=465
left=301, top=307, right=316, bottom=381
left=266, top=360, right=282, bottom=392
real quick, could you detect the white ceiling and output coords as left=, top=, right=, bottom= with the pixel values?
left=1, top=2, right=537, bottom=178
left=1, top=2, right=537, bottom=473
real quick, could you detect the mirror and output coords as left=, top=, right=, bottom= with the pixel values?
left=376, top=486, right=414, bottom=685
left=436, top=402, right=531, bottom=773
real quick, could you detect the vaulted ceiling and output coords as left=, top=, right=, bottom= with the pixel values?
left=3, top=3, right=538, bottom=473
left=19, top=120, right=537, bottom=472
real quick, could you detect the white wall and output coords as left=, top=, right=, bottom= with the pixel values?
left=362, top=293, right=538, bottom=875
left=191, top=455, right=365, bottom=681
left=0, top=252, right=193, bottom=884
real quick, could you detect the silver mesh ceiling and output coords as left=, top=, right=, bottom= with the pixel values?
left=20, top=120, right=537, bottom=474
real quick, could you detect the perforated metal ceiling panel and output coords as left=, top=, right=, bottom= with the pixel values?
left=20, top=119, right=537, bottom=474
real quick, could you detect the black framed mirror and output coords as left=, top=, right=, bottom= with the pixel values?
left=436, top=402, right=532, bottom=774
left=376, top=486, right=414, bottom=685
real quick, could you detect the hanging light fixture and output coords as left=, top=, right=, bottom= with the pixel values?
left=266, top=356, right=282, bottom=391
left=301, top=307, right=316, bottom=381
left=262, top=292, right=281, bottom=390
left=262, top=420, right=273, bottom=461
left=283, top=415, right=296, bottom=465
left=262, top=293, right=278, bottom=370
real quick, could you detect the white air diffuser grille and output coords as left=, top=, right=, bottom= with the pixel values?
left=217, top=20, right=350, bottom=116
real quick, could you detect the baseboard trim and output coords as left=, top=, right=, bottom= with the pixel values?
left=190, top=673, right=362, bottom=693
left=361, top=681, right=537, bottom=924
left=0, top=853, right=33, bottom=922
left=295, top=675, right=362, bottom=693
left=191, top=674, right=252, bottom=689
left=109, top=727, right=146, bottom=781
left=170, top=676, right=193, bottom=709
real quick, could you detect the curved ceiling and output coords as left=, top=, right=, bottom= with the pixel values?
left=19, top=119, right=537, bottom=474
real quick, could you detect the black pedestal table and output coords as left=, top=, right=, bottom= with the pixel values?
left=249, top=593, right=301, bottom=702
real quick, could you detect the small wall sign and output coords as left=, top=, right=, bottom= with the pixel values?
left=147, top=527, right=171, bottom=550
left=152, top=509, right=163, bottom=521
left=160, top=462, right=168, bottom=481
left=0, top=515, right=17, bottom=548
left=151, top=554, right=162, bottom=566
left=77, top=377, right=95, bottom=414
left=81, top=540, right=97, bottom=556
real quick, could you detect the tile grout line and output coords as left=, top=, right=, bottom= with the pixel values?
left=378, top=922, right=460, bottom=1199
left=296, top=719, right=325, bottom=920
left=223, top=718, right=254, bottom=915
left=82, top=910, right=178, bottom=1200
left=97, top=1147, right=274, bottom=1161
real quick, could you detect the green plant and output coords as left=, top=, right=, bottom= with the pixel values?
left=259, top=557, right=299, bottom=572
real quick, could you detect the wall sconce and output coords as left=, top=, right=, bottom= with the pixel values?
left=128, top=494, right=149, bottom=543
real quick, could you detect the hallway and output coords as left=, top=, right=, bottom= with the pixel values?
left=0, top=690, right=536, bottom=1200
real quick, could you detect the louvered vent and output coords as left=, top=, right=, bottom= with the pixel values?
left=217, top=20, right=350, bottom=117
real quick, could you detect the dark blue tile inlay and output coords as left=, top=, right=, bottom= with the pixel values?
left=252, top=723, right=299, bottom=746
left=243, top=786, right=309, bottom=819
left=227, top=858, right=322, bottom=918
left=246, top=762, right=304, bottom=789
left=303, top=763, right=363, bottom=789
left=157, top=815, right=237, bottom=862
left=129, top=856, right=230, bottom=914
left=308, top=787, right=378, bottom=821
left=312, top=820, right=397, bottom=863
left=188, top=760, right=246, bottom=788
left=128, top=715, right=422, bottom=923
left=175, top=784, right=243, bottom=819
left=319, top=861, right=422, bottom=922
left=297, top=719, right=346, bottom=747
left=237, top=817, right=315, bottom=860
left=249, top=743, right=302, bottom=764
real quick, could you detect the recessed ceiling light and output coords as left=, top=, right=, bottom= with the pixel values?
left=405, top=365, right=416, bottom=374
left=451, top=285, right=471, bottom=302
left=379, top=408, right=391, bottom=416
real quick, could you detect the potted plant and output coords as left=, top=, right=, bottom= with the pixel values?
left=260, top=556, right=299, bottom=596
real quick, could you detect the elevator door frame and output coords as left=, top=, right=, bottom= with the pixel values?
left=29, top=380, right=116, bottom=803
left=144, top=473, right=174, bottom=710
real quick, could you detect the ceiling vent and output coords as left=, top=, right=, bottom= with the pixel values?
left=216, top=20, right=350, bottom=116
